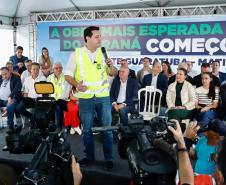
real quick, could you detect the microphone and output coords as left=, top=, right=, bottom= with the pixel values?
left=101, top=47, right=110, bottom=67
left=94, top=61, right=97, bottom=64
left=101, top=47, right=108, bottom=60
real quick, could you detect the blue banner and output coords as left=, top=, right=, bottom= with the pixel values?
left=37, top=16, right=226, bottom=72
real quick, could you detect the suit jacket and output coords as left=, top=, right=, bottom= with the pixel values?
left=0, top=74, right=22, bottom=101
left=9, top=54, right=28, bottom=71
left=137, top=67, right=152, bottom=89
left=166, top=81, right=196, bottom=110
left=193, top=74, right=221, bottom=87
left=218, top=72, right=226, bottom=84
left=142, top=73, right=168, bottom=106
left=110, top=77, right=138, bottom=107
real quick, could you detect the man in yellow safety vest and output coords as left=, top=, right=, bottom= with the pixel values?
left=65, top=26, right=116, bottom=170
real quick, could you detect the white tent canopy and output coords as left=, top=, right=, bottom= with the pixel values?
left=0, top=0, right=225, bottom=18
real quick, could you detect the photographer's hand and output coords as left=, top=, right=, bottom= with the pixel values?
left=168, top=119, right=194, bottom=185
left=71, top=155, right=82, bottom=185
left=183, top=121, right=200, bottom=140
left=167, top=119, right=185, bottom=147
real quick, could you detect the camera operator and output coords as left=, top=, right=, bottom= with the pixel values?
left=168, top=120, right=194, bottom=185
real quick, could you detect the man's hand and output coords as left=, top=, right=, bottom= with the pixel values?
left=113, top=104, right=119, bottom=112
left=106, top=59, right=113, bottom=68
left=118, top=104, right=125, bottom=110
left=71, top=155, right=82, bottom=185
left=76, top=81, right=87, bottom=92
left=17, top=62, right=24, bottom=69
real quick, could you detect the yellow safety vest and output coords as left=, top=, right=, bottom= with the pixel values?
left=47, top=73, right=65, bottom=100
left=74, top=47, right=109, bottom=99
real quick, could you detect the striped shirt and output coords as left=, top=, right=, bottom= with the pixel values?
left=195, top=86, right=219, bottom=106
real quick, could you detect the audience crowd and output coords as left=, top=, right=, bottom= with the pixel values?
left=1, top=45, right=226, bottom=185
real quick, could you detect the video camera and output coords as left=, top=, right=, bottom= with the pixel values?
left=4, top=82, right=73, bottom=185
left=92, top=116, right=177, bottom=185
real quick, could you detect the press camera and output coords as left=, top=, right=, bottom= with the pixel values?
left=92, top=116, right=178, bottom=185
left=4, top=82, right=73, bottom=185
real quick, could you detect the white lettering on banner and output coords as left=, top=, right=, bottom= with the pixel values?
left=159, top=38, right=174, bottom=52
left=175, top=39, right=191, bottom=52
left=146, top=38, right=226, bottom=55
left=205, top=38, right=220, bottom=55
left=110, top=56, right=226, bottom=73
left=192, top=38, right=205, bottom=52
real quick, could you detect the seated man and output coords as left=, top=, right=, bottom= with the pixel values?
left=16, top=63, right=46, bottom=123
left=193, top=62, right=220, bottom=87
left=0, top=67, right=22, bottom=129
left=110, top=67, right=138, bottom=125
left=211, top=60, right=226, bottom=84
left=47, top=62, right=66, bottom=130
left=142, top=60, right=168, bottom=107
left=137, top=57, right=152, bottom=89
left=9, top=46, right=28, bottom=73
left=117, top=59, right=136, bottom=79
left=6, top=61, right=20, bottom=77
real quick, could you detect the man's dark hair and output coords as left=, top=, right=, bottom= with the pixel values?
left=30, top=62, right=40, bottom=69
left=218, top=138, right=226, bottom=180
left=16, top=46, right=23, bottom=51
left=212, top=60, right=220, bottom=66
left=84, top=26, right=100, bottom=42
left=5, top=61, right=13, bottom=66
left=177, top=67, right=187, bottom=76
left=0, top=67, right=9, bottom=71
left=201, top=62, right=210, bottom=68
left=143, top=57, right=150, bottom=61
left=25, top=59, right=32, bottom=63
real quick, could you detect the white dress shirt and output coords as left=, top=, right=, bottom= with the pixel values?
left=116, top=80, right=127, bottom=104
left=0, top=80, right=11, bottom=101
left=24, top=75, right=46, bottom=98
left=151, top=73, right=159, bottom=88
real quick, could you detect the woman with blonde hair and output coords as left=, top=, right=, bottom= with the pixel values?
left=39, top=47, right=54, bottom=77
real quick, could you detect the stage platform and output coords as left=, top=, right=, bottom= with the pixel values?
left=0, top=128, right=131, bottom=185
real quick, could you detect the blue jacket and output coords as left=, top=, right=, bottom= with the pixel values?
left=0, top=74, right=22, bottom=101
left=110, top=77, right=138, bottom=107
left=142, top=73, right=168, bottom=106
left=218, top=72, right=226, bottom=84
left=142, top=73, right=168, bottom=96
left=9, top=54, right=28, bottom=71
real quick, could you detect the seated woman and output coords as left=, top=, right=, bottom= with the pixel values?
left=161, top=61, right=174, bottom=79
left=195, top=72, right=219, bottom=126
left=38, top=47, right=53, bottom=77
left=64, top=90, right=81, bottom=135
left=166, top=68, right=196, bottom=130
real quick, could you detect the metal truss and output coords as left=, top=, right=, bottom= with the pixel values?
left=28, top=14, right=37, bottom=62
left=28, top=4, right=226, bottom=60
left=34, top=4, right=226, bottom=22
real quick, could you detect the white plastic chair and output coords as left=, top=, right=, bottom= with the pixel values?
left=138, top=86, right=163, bottom=121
